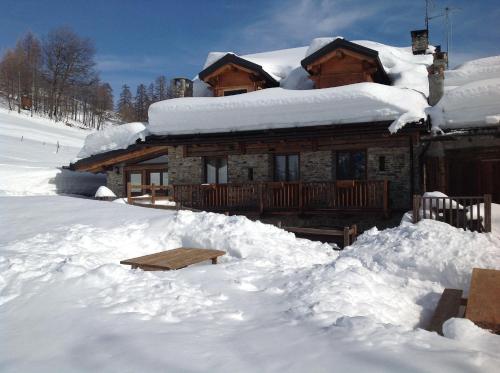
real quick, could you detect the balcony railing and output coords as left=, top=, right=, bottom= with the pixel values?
left=127, top=180, right=389, bottom=215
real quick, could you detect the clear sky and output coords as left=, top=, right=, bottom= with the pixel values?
left=1, top=0, right=499, bottom=100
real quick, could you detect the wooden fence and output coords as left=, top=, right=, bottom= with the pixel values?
left=412, top=194, right=492, bottom=232
left=127, top=180, right=389, bottom=215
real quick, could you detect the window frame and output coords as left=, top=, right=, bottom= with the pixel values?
left=222, top=88, right=248, bottom=96
left=273, top=153, right=300, bottom=182
left=203, top=156, right=228, bottom=184
left=336, top=150, right=367, bottom=180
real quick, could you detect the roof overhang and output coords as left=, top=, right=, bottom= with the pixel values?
left=70, top=145, right=169, bottom=173
left=198, top=53, right=279, bottom=87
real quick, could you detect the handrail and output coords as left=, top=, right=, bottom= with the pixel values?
left=413, top=194, right=492, bottom=232
left=127, top=180, right=390, bottom=215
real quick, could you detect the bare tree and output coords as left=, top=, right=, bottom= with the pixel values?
left=43, top=26, right=95, bottom=120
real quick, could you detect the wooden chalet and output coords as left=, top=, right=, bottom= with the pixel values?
left=71, top=35, right=499, bottom=227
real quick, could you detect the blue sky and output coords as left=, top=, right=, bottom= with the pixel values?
left=1, top=0, right=499, bottom=100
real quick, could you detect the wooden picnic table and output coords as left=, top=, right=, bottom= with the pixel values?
left=465, top=268, right=500, bottom=332
left=120, top=248, right=226, bottom=271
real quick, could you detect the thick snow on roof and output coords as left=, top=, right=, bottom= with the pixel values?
left=148, top=83, right=428, bottom=135
left=150, top=37, right=433, bottom=136
left=428, top=56, right=500, bottom=131
left=77, top=122, right=148, bottom=159
left=200, top=37, right=433, bottom=95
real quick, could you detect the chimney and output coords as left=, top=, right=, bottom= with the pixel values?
left=170, top=78, right=193, bottom=98
left=411, top=29, right=429, bottom=55
left=428, top=51, right=448, bottom=105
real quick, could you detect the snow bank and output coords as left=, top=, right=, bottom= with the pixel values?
left=2, top=196, right=499, bottom=372
left=149, top=83, right=428, bottom=135
left=95, top=185, right=116, bottom=198
left=77, top=122, right=148, bottom=159
left=446, top=56, right=500, bottom=88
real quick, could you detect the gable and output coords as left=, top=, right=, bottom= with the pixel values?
left=301, top=38, right=390, bottom=87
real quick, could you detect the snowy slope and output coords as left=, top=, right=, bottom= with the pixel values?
left=0, top=108, right=104, bottom=195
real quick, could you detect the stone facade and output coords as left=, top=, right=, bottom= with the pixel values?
left=167, top=146, right=203, bottom=184
left=300, top=151, right=333, bottom=181
left=228, top=154, right=272, bottom=182
left=367, top=147, right=411, bottom=209
left=106, top=168, right=124, bottom=197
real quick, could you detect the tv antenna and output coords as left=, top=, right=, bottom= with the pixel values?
left=428, top=4, right=461, bottom=67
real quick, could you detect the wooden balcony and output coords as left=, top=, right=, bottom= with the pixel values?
left=127, top=180, right=390, bottom=216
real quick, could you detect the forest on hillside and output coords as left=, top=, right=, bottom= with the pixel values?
left=0, top=27, right=178, bottom=129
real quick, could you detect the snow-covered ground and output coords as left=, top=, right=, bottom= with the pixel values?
left=1, top=108, right=500, bottom=372
left=0, top=107, right=105, bottom=195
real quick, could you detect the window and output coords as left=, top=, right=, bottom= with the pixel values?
left=247, top=167, right=254, bottom=181
left=147, top=171, right=168, bottom=185
left=274, top=154, right=299, bottom=181
left=336, top=150, right=366, bottom=180
left=223, top=89, right=247, bottom=96
left=379, top=156, right=386, bottom=171
left=205, top=157, right=228, bottom=184
left=128, top=172, right=142, bottom=194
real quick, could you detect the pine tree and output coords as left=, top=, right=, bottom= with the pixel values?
left=117, top=84, right=135, bottom=122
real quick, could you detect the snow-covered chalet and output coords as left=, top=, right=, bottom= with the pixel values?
left=71, top=31, right=500, bottom=224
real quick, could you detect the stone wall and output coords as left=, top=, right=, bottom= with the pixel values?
left=367, top=147, right=411, bottom=209
left=300, top=151, right=333, bottom=181
left=228, top=154, right=271, bottom=182
left=167, top=146, right=203, bottom=184
left=106, top=168, right=124, bottom=197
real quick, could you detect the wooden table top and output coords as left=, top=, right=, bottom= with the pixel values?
left=465, top=268, right=500, bottom=332
left=120, top=248, right=226, bottom=270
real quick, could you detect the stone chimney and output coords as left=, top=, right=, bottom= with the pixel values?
left=411, top=29, right=429, bottom=55
left=170, top=78, right=193, bottom=98
left=428, top=51, right=448, bottom=106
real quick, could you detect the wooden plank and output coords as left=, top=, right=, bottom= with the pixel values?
left=285, top=227, right=345, bottom=236
left=427, top=288, right=463, bottom=336
left=120, top=248, right=226, bottom=271
left=465, top=268, right=500, bottom=332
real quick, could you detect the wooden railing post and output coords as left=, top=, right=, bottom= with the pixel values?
left=258, top=182, right=264, bottom=214
left=127, top=182, right=132, bottom=204
left=343, top=226, right=350, bottom=247
left=383, top=179, right=389, bottom=218
left=151, top=184, right=156, bottom=205
left=413, top=194, right=421, bottom=223
left=298, top=181, right=303, bottom=213
left=484, top=194, right=492, bottom=233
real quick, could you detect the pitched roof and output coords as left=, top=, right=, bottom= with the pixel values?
left=300, top=38, right=390, bottom=85
left=198, top=53, right=280, bottom=87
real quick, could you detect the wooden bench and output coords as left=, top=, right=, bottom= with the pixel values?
left=427, top=268, right=500, bottom=335
left=120, top=248, right=226, bottom=271
left=465, top=268, right=500, bottom=333
left=284, top=225, right=358, bottom=248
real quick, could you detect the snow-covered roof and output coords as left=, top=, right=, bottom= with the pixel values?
left=77, top=122, right=148, bottom=159
left=427, top=56, right=500, bottom=132
left=148, top=37, right=433, bottom=136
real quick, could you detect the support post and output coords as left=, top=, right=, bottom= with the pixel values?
left=343, top=226, right=350, bottom=247
left=151, top=184, right=156, bottom=205
left=484, top=194, right=492, bottom=233
left=298, top=181, right=303, bottom=213
left=258, top=182, right=264, bottom=214
left=413, top=194, right=421, bottom=223
left=127, top=182, right=132, bottom=204
left=383, top=179, right=389, bottom=218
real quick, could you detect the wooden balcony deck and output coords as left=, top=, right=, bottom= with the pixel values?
left=127, top=180, right=390, bottom=216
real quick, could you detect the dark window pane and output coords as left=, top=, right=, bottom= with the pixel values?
left=352, top=151, right=366, bottom=179
left=337, top=152, right=351, bottom=179
left=223, top=89, right=247, bottom=96
left=379, top=156, right=386, bottom=171
left=275, top=155, right=287, bottom=181
left=130, top=173, right=142, bottom=192
left=287, top=154, right=299, bottom=181
left=161, top=172, right=168, bottom=185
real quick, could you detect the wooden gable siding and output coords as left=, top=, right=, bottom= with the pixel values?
left=205, top=64, right=265, bottom=97
left=306, top=48, right=379, bottom=89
